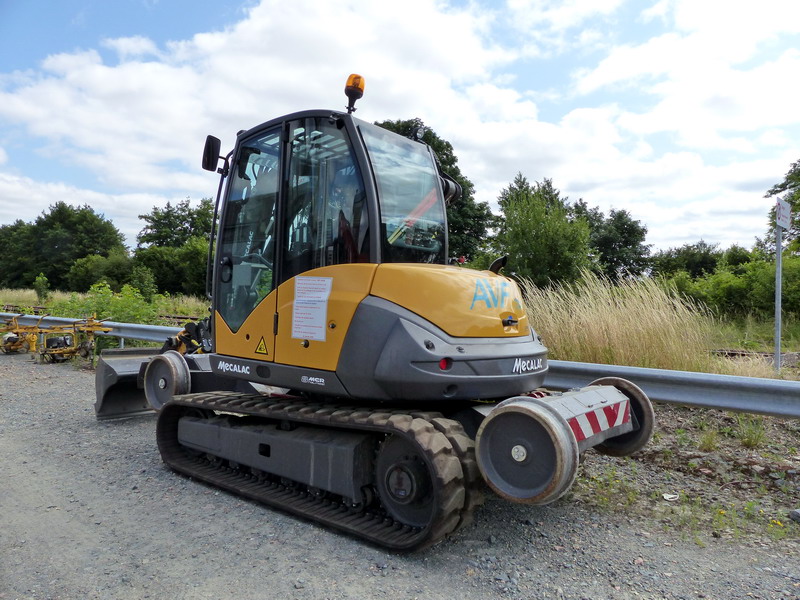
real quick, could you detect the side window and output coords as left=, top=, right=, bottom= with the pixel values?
left=216, top=128, right=280, bottom=332
left=281, top=118, right=369, bottom=281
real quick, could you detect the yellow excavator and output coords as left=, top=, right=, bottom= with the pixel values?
left=95, top=75, right=654, bottom=550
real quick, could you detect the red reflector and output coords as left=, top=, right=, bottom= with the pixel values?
left=439, top=358, right=452, bottom=371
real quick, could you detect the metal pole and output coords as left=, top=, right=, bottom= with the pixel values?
left=775, top=224, right=783, bottom=371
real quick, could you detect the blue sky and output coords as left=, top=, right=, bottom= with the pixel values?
left=1, top=0, right=798, bottom=252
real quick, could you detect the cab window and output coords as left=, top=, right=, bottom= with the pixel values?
left=281, top=118, right=369, bottom=281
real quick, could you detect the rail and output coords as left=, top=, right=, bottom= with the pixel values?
left=3, top=312, right=799, bottom=419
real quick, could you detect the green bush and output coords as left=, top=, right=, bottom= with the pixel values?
left=50, top=281, right=160, bottom=324
left=33, top=273, right=50, bottom=304
left=663, top=256, right=800, bottom=319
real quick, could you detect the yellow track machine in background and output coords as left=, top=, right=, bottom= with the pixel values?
left=38, top=316, right=112, bottom=363
left=1, top=315, right=45, bottom=354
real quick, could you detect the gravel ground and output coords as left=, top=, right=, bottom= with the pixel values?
left=1, top=352, right=799, bottom=600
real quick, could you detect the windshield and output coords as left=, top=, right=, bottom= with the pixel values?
left=359, top=124, right=446, bottom=264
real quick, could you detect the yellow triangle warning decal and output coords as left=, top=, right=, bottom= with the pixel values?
left=255, top=337, right=268, bottom=355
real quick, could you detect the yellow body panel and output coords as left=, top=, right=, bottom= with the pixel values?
left=274, top=264, right=378, bottom=370
left=370, top=264, right=529, bottom=338
left=214, top=292, right=277, bottom=361
left=214, top=263, right=527, bottom=368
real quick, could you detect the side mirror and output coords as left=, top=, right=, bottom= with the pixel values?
left=202, top=135, right=222, bottom=172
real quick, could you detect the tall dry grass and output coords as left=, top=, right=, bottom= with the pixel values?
left=0, top=288, right=75, bottom=308
left=520, top=271, right=786, bottom=378
left=0, top=288, right=208, bottom=322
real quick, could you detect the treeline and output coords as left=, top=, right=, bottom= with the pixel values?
left=652, top=243, right=799, bottom=318
left=0, top=198, right=212, bottom=299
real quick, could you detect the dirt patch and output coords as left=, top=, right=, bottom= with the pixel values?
left=572, top=404, right=800, bottom=543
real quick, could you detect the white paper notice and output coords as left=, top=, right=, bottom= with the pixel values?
left=292, top=276, right=333, bottom=341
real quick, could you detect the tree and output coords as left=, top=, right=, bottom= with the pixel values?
left=67, top=255, right=109, bottom=292
left=718, top=244, right=753, bottom=275
left=134, top=197, right=213, bottom=296
left=66, top=248, right=132, bottom=292
left=374, top=118, right=495, bottom=261
left=0, top=203, right=125, bottom=290
left=571, top=200, right=650, bottom=280
left=133, top=245, right=184, bottom=294
left=763, top=159, right=800, bottom=251
left=651, top=240, right=721, bottom=279
left=129, top=265, right=157, bottom=302
left=494, top=173, right=591, bottom=286
left=177, top=236, right=211, bottom=297
left=137, top=197, right=214, bottom=248
left=33, top=273, right=50, bottom=304
left=0, top=220, right=35, bottom=288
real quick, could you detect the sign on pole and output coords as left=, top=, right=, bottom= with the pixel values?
left=774, top=197, right=791, bottom=371
left=776, top=197, right=791, bottom=229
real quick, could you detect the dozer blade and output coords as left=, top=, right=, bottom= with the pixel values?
left=94, top=347, right=160, bottom=420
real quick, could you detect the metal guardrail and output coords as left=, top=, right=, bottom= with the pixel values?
left=545, top=360, right=800, bottom=419
left=0, top=312, right=181, bottom=344
left=3, top=312, right=799, bottom=419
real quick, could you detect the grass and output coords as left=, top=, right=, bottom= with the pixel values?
left=715, top=314, right=800, bottom=353
left=572, top=403, right=800, bottom=543
left=521, top=271, right=714, bottom=371
left=520, top=271, right=797, bottom=379
left=0, top=287, right=208, bottom=321
left=578, top=463, right=640, bottom=509
left=0, top=288, right=75, bottom=309
left=735, top=414, right=767, bottom=449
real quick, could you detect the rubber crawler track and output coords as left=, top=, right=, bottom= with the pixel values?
left=156, top=391, right=483, bottom=551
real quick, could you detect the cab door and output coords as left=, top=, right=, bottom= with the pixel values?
left=273, top=116, right=374, bottom=369
left=213, top=126, right=281, bottom=360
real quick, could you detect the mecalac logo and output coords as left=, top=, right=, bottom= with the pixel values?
left=218, top=360, right=251, bottom=375
left=512, top=357, right=543, bottom=374
left=301, top=375, right=325, bottom=386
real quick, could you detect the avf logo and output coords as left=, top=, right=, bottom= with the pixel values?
left=470, top=277, right=511, bottom=310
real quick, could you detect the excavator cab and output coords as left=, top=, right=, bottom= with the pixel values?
left=207, top=112, right=448, bottom=314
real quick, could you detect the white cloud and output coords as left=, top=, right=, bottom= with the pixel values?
left=101, top=36, right=161, bottom=60
left=507, top=0, right=624, bottom=35
left=0, top=171, right=188, bottom=247
left=0, top=0, right=796, bottom=256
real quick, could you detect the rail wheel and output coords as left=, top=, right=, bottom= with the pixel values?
left=144, top=350, right=190, bottom=411
left=591, top=377, right=654, bottom=457
left=375, top=434, right=436, bottom=528
left=475, top=396, right=579, bottom=505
